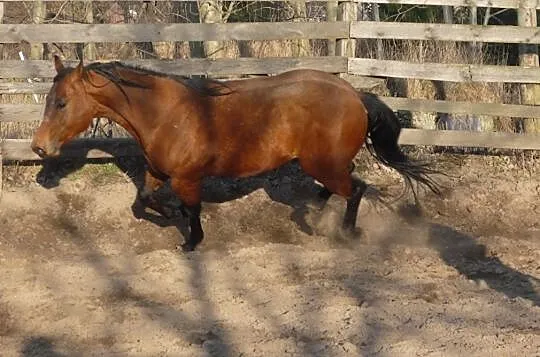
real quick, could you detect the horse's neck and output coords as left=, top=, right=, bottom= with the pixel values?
left=91, top=83, right=151, bottom=145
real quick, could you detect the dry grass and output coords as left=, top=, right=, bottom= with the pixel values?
left=359, top=39, right=517, bottom=132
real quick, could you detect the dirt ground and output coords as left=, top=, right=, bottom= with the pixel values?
left=0, top=151, right=538, bottom=357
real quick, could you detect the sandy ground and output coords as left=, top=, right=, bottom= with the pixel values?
left=0, top=152, right=538, bottom=357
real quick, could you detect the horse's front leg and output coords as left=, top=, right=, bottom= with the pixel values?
left=170, top=177, right=204, bottom=252
left=133, top=168, right=175, bottom=219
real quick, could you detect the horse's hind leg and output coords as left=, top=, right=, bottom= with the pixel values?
left=342, top=174, right=368, bottom=233
left=300, top=159, right=367, bottom=235
left=314, top=162, right=356, bottom=209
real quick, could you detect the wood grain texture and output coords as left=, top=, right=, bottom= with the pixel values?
left=349, top=58, right=540, bottom=83
left=380, top=97, right=540, bottom=118
left=0, top=57, right=348, bottom=78
left=1, top=138, right=142, bottom=161
left=4, top=96, right=540, bottom=123
left=351, top=21, right=540, bottom=44
left=398, top=128, right=540, bottom=149
left=3, top=128, right=540, bottom=163
left=0, top=22, right=348, bottom=43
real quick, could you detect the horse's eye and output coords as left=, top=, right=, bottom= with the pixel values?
left=56, top=98, right=66, bottom=109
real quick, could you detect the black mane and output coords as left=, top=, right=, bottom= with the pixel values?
left=54, top=61, right=232, bottom=97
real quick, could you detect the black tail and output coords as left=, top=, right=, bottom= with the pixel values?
left=360, top=92, right=443, bottom=199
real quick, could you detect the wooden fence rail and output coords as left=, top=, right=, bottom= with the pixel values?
left=0, top=58, right=348, bottom=78
left=1, top=1, right=540, bottom=189
left=348, top=58, right=540, bottom=83
left=4, top=94, right=540, bottom=124
left=3, top=21, right=540, bottom=45
left=0, top=22, right=349, bottom=43
left=3, top=129, right=540, bottom=164
left=2, top=56, right=539, bottom=85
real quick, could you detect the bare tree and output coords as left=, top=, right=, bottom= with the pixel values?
left=31, top=1, right=46, bottom=60
left=83, top=2, right=96, bottom=61
left=287, top=0, right=311, bottom=57
left=199, top=0, right=225, bottom=59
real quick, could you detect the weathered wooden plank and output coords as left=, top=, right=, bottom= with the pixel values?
left=0, top=57, right=348, bottom=79
left=0, top=104, right=42, bottom=122
left=4, top=96, right=540, bottom=123
left=1, top=138, right=142, bottom=161
left=0, top=82, right=52, bottom=94
left=0, top=0, right=538, bottom=8
left=6, top=57, right=540, bottom=84
left=399, top=128, right=540, bottom=149
left=351, top=21, right=540, bottom=44
left=0, top=74, right=384, bottom=95
left=4, top=20, right=539, bottom=47
left=3, top=127, right=540, bottom=163
left=0, top=82, right=113, bottom=95
left=348, top=58, right=540, bottom=83
left=380, top=97, right=540, bottom=118
left=0, top=22, right=348, bottom=44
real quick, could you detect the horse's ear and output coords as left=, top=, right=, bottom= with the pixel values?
left=53, top=55, right=64, bottom=73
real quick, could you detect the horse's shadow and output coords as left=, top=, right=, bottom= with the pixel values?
left=399, top=205, right=540, bottom=307
left=35, top=142, right=330, bottom=240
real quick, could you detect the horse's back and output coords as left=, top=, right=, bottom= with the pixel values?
left=204, top=69, right=369, bottom=177
left=226, top=69, right=355, bottom=94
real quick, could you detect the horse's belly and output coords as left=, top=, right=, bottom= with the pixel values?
left=209, top=147, right=294, bottom=178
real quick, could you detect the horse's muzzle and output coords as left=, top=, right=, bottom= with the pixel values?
left=32, top=144, right=47, bottom=159
left=32, top=145, right=47, bottom=158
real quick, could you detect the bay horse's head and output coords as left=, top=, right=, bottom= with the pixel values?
left=31, top=56, right=96, bottom=158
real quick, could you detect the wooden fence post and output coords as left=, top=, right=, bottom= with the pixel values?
left=518, top=0, right=540, bottom=133
left=336, top=0, right=356, bottom=57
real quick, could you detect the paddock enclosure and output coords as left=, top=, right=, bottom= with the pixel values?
left=0, top=1, right=539, bottom=356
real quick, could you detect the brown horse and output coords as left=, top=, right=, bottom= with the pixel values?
left=31, top=56, right=441, bottom=251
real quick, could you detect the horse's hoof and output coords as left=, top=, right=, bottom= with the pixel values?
left=180, top=242, right=196, bottom=252
left=131, top=204, right=146, bottom=219
left=161, top=206, right=174, bottom=219
left=338, top=226, right=363, bottom=241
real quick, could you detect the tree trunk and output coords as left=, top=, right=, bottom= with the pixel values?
left=518, top=4, right=540, bottom=133
left=31, top=1, right=46, bottom=60
left=372, top=3, right=383, bottom=59
left=199, top=0, right=224, bottom=59
left=327, top=1, right=338, bottom=56
left=336, top=1, right=356, bottom=57
left=442, top=6, right=453, bottom=25
left=288, top=0, right=311, bottom=57
left=84, top=2, right=96, bottom=61
left=0, top=2, right=4, bottom=60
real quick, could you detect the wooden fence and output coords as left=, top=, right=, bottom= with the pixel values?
left=1, top=0, right=540, bottom=184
